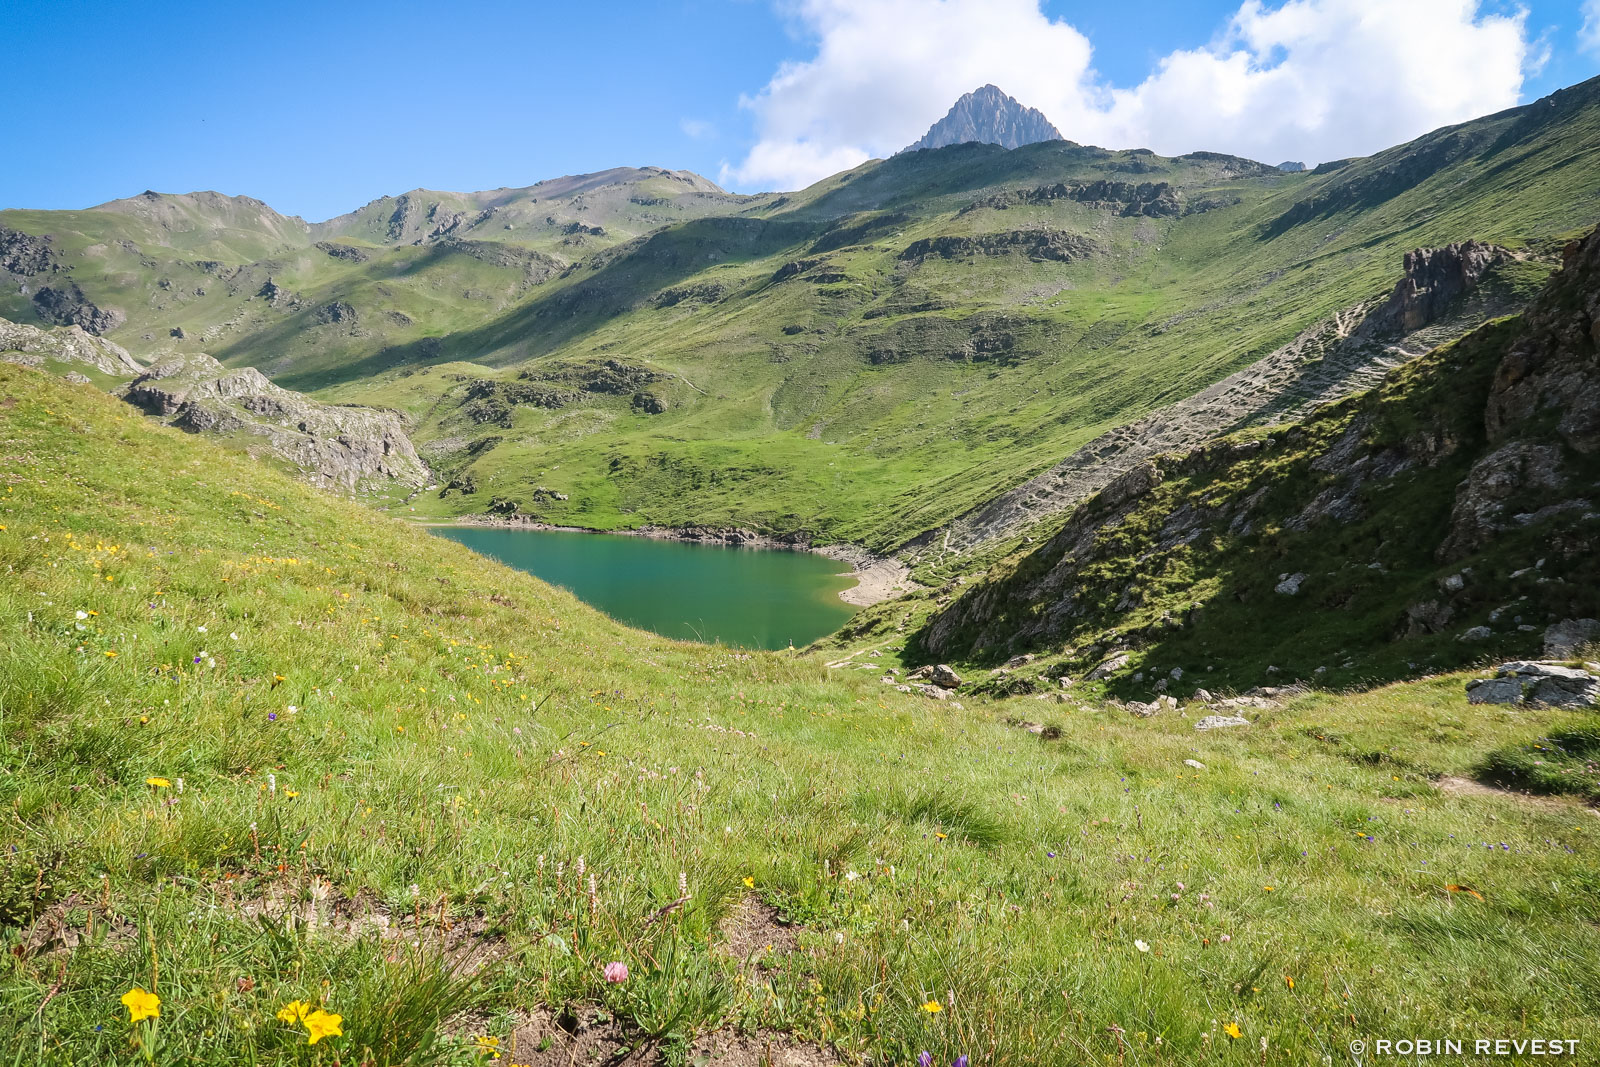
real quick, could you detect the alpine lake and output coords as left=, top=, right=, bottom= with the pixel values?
left=431, top=526, right=860, bottom=649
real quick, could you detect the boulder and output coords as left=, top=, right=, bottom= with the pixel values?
left=1466, top=662, right=1600, bottom=708
left=1458, top=626, right=1492, bottom=642
left=1195, top=715, right=1251, bottom=731
left=1274, top=572, right=1307, bottom=595
left=1544, top=619, right=1599, bottom=657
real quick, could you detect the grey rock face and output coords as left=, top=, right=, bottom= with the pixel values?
left=122, top=352, right=428, bottom=492
left=0, top=315, right=143, bottom=376
left=1276, top=161, right=1308, bottom=172
left=1465, top=677, right=1524, bottom=704
left=1359, top=241, right=1510, bottom=336
left=901, top=85, right=1064, bottom=153
left=1545, top=618, right=1600, bottom=657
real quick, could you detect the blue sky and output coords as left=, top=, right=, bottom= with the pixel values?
left=3, top=0, right=1597, bottom=220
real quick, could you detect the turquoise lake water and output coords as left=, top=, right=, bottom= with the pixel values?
left=431, top=527, right=859, bottom=649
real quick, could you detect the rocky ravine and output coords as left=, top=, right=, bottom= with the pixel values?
left=122, top=353, right=429, bottom=493
left=903, top=241, right=1523, bottom=561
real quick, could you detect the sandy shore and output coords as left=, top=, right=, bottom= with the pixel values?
left=413, top=516, right=918, bottom=607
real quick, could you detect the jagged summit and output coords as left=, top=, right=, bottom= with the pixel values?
left=900, top=85, right=1064, bottom=153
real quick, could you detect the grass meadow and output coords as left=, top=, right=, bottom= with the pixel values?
left=2, top=363, right=1598, bottom=1064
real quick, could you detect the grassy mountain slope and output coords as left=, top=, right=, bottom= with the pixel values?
left=6, top=80, right=1600, bottom=554
left=865, top=225, right=1600, bottom=704
left=3, top=363, right=1599, bottom=1063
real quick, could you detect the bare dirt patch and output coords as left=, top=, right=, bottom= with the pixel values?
left=505, top=1007, right=650, bottom=1065
left=718, top=894, right=800, bottom=970
left=1435, top=776, right=1599, bottom=815
left=686, top=1029, right=842, bottom=1065
left=502, top=1009, right=840, bottom=1066
left=218, top=879, right=507, bottom=970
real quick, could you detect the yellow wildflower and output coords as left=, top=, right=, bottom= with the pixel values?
left=121, top=986, right=161, bottom=1023
left=276, top=1000, right=311, bottom=1024
left=145, top=777, right=171, bottom=788
left=1223, top=1023, right=1242, bottom=1040
left=303, top=1008, right=343, bottom=1045
left=921, top=1000, right=943, bottom=1013
left=742, top=876, right=755, bottom=888
left=476, top=1035, right=502, bottom=1059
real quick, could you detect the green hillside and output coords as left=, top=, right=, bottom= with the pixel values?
left=3, top=363, right=1598, bottom=1065
left=5, top=78, right=1598, bottom=554
left=802, top=222, right=1600, bottom=714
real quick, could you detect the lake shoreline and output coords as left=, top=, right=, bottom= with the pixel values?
left=411, top=515, right=915, bottom=607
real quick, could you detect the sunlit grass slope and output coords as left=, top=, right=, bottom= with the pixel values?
left=2, top=364, right=1597, bottom=1065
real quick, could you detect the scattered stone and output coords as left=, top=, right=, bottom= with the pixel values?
left=1458, top=626, right=1492, bottom=642
left=1169, top=666, right=1184, bottom=681
left=1183, top=759, right=1206, bottom=770
left=1440, top=573, right=1466, bottom=593
left=1086, top=652, right=1130, bottom=680
left=1192, top=688, right=1215, bottom=703
left=1274, top=572, right=1307, bottom=595
left=1004, top=653, right=1034, bottom=669
left=1195, top=715, right=1251, bottom=731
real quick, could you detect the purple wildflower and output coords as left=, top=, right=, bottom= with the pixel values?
left=267, top=712, right=277, bottom=721
left=918, top=1054, right=933, bottom=1067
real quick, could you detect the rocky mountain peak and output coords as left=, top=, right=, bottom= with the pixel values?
left=900, top=85, right=1064, bottom=154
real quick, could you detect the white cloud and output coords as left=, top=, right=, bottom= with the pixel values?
left=679, top=118, right=718, bottom=140
left=1581, top=0, right=1600, bottom=56
left=726, top=0, right=1532, bottom=191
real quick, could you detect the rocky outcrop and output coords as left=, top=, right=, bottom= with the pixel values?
left=0, top=227, right=59, bottom=276
left=122, top=352, right=428, bottom=492
left=31, top=283, right=125, bottom=335
left=1440, top=233, right=1600, bottom=557
left=1359, top=242, right=1511, bottom=336
left=964, top=181, right=1182, bottom=218
left=0, top=315, right=143, bottom=376
left=899, top=229, right=1099, bottom=264
left=901, top=85, right=1064, bottom=153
